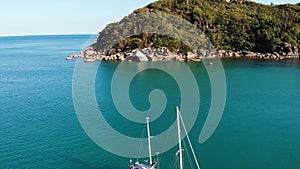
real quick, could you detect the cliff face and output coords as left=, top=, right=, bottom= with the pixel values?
left=132, top=0, right=300, bottom=54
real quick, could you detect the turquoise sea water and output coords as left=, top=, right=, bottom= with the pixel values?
left=0, top=35, right=300, bottom=169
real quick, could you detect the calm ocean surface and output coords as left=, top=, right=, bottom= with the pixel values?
left=0, top=35, right=300, bottom=169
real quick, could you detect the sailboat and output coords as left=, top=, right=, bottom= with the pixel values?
left=128, top=117, right=157, bottom=169
left=128, top=107, right=200, bottom=169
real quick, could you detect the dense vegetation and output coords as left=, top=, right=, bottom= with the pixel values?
left=113, top=34, right=192, bottom=54
left=96, top=0, right=300, bottom=54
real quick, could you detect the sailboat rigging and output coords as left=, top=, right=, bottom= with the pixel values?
left=128, top=117, right=157, bottom=169
left=128, top=106, right=200, bottom=169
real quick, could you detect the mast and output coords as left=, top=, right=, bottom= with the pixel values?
left=146, top=117, right=153, bottom=165
left=176, top=107, right=183, bottom=169
left=178, top=108, right=201, bottom=169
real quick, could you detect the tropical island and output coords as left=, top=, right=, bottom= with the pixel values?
left=68, top=0, right=300, bottom=61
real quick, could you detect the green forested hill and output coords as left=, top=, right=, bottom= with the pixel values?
left=130, top=0, right=300, bottom=53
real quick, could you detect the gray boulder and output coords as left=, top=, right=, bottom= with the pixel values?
left=135, top=51, right=148, bottom=61
left=232, top=52, right=241, bottom=58
left=125, top=50, right=149, bottom=62
left=85, top=50, right=95, bottom=56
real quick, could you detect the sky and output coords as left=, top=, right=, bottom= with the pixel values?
left=0, top=0, right=298, bottom=36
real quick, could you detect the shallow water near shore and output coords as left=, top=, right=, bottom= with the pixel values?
left=0, top=35, right=300, bottom=169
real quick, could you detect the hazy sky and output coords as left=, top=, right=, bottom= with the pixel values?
left=0, top=0, right=298, bottom=36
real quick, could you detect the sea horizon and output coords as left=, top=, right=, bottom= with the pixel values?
left=0, top=33, right=97, bottom=38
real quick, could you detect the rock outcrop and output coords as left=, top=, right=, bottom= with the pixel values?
left=218, top=46, right=300, bottom=60
left=68, top=47, right=191, bottom=62
left=126, top=51, right=149, bottom=62
left=276, top=42, right=299, bottom=56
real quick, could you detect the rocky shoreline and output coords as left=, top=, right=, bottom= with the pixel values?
left=67, top=42, right=300, bottom=62
left=218, top=42, right=300, bottom=60
left=67, top=47, right=199, bottom=62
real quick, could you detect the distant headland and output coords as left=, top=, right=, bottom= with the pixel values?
left=68, top=0, right=300, bottom=62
